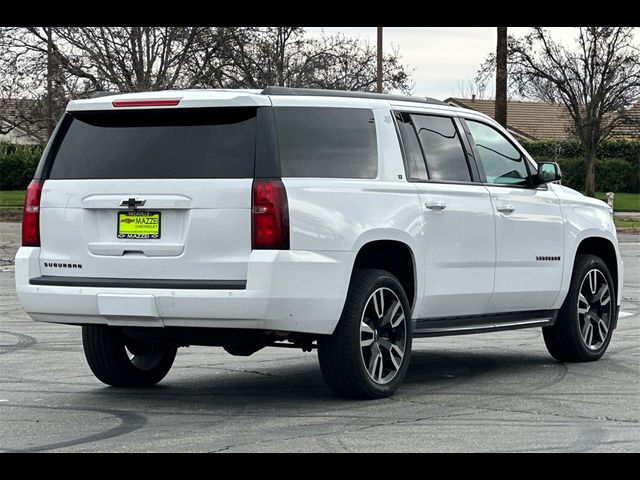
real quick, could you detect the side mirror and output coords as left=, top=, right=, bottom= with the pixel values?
left=536, top=162, right=562, bottom=184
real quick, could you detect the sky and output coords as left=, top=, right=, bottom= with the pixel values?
left=305, top=27, right=583, bottom=100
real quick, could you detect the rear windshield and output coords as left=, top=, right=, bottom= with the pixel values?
left=48, top=108, right=256, bottom=179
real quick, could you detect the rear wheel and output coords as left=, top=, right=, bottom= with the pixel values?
left=82, top=325, right=177, bottom=387
left=318, top=269, right=412, bottom=399
left=543, top=254, right=615, bottom=362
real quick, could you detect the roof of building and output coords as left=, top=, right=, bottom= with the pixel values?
left=446, top=97, right=640, bottom=140
left=445, top=97, right=574, bottom=140
left=614, top=102, right=640, bottom=139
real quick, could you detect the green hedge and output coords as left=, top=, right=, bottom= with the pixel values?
left=1, top=139, right=639, bottom=192
left=520, top=139, right=640, bottom=164
left=0, top=143, right=44, bottom=190
left=520, top=139, right=639, bottom=193
left=553, top=158, right=639, bottom=193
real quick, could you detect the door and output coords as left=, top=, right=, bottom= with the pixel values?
left=395, top=112, right=496, bottom=318
left=39, top=106, right=265, bottom=283
left=464, top=119, right=564, bottom=312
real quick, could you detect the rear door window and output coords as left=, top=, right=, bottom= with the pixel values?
left=274, top=107, right=378, bottom=178
left=410, top=114, right=472, bottom=182
left=49, top=108, right=257, bottom=179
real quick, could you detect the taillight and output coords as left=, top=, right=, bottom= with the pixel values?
left=22, top=180, right=43, bottom=247
left=252, top=179, right=289, bottom=250
left=112, top=99, right=181, bottom=107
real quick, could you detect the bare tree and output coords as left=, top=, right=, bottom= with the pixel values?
left=215, top=28, right=413, bottom=93
left=305, top=34, right=413, bottom=93
left=48, top=27, right=229, bottom=92
left=0, top=27, right=67, bottom=142
left=1, top=26, right=413, bottom=145
left=495, top=27, right=508, bottom=128
left=0, top=27, right=233, bottom=142
left=455, top=79, right=489, bottom=100
left=501, top=27, right=639, bottom=197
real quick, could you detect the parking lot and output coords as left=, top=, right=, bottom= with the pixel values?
left=1, top=221, right=638, bottom=452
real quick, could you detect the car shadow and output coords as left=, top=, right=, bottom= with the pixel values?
left=79, top=348, right=567, bottom=411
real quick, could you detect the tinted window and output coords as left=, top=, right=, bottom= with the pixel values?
left=49, top=108, right=256, bottom=179
left=466, top=120, right=528, bottom=186
left=395, top=112, right=427, bottom=180
left=411, top=114, right=471, bottom=182
left=274, top=107, right=377, bottom=178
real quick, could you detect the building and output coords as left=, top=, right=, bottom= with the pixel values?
left=0, top=99, right=48, bottom=145
left=445, top=97, right=640, bottom=141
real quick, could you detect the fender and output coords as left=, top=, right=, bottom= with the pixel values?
left=551, top=184, right=623, bottom=310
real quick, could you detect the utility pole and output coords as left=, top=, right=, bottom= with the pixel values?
left=376, top=27, right=383, bottom=93
left=46, top=27, right=54, bottom=138
left=495, top=27, right=508, bottom=128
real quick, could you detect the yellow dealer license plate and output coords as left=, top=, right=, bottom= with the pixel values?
left=117, top=211, right=161, bottom=239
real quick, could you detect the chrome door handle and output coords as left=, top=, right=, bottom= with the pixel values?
left=425, top=201, right=446, bottom=211
left=496, top=204, right=515, bottom=214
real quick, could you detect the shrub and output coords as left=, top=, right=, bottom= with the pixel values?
left=0, top=143, right=43, bottom=190
left=1, top=139, right=639, bottom=192
left=521, top=139, right=640, bottom=193
left=542, top=158, right=639, bottom=193
left=520, top=139, right=640, bottom=164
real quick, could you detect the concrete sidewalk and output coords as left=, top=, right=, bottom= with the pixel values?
left=614, top=212, right=640, bottom=219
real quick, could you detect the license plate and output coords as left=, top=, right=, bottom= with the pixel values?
left=117, top=211, right=161, bottom=239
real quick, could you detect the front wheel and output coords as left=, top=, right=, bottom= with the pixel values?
left=318, top=269, right=413, bottom=399
left=82, top=325, right=177, bottom=387
left=543, top=254, right=616, bottom=362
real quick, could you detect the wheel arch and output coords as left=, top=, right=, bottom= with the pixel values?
left=350, top=233, right=419, bottom=313
left=574, top=236, right=619, bottom=301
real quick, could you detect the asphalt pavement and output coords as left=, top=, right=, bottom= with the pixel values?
left=1, top=222, right=638, bottom=452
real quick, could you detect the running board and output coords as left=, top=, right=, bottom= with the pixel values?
left=414, top=310, right=557, bottom=338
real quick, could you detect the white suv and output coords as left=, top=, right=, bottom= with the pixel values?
left=15, top=87, right=623, bottom=399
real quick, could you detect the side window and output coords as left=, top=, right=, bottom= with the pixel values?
left=411, top=114, right=471, bottom=182
left=466, top=120, right=529, bottom=186
left=394, top=112, right=427, bottom=181
left=274, top=107, right=377, bottom=178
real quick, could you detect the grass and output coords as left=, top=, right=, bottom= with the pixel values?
left=0, top=190, right=24, bottom=222
left=3, top=190, right=638, bottom=211
left=0, top=188, right=638, bottom=230
left=594, top=192, right=640, bottom=212
left=614, top=217, right=640, bottom=230
left=0, top=190, right=25, bottom=207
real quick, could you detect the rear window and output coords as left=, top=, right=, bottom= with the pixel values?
left=48, top=108, right=256, bottom=179
left=274, top=107, right=377, bottom=178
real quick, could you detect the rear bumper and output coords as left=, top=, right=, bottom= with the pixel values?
left=15, top=247, right=352, bottom=335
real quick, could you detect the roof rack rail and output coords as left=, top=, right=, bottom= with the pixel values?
left=261, top=86, right=446, bottom=106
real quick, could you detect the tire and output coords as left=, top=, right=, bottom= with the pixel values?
left=82, top=325, right=177, bottom=387
left=318, top=269, right=413, bottom=399
left=543, top=254, right=616, bottom=362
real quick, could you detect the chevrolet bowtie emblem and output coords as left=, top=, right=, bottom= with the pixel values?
left=120, top=198, right=146, bottom=210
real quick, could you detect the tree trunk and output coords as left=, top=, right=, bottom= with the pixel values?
left=495, top=27, right=508, bottom=128
left=584, top=142, right=597, bottom=197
